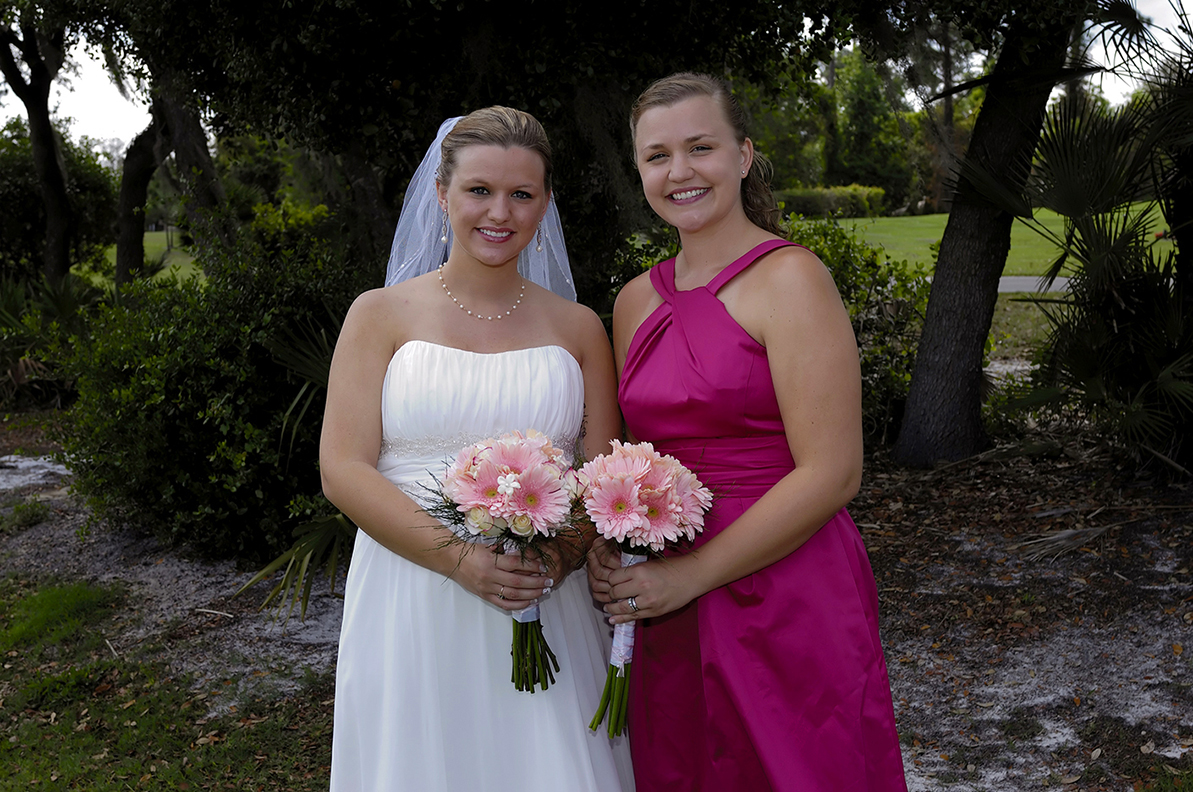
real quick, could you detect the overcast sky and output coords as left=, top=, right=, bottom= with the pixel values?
left=0, top=0, right=1186, bottom=150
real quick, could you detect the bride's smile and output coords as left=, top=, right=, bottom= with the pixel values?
left=437, top=144, right=549, bottom=270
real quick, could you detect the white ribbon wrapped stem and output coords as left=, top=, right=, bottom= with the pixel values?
left=610, top=552, right=648, bottom=671
left=505, top=545, right=542, bottom=624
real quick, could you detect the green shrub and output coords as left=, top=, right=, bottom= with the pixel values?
left=774, top=184, right=886, bottom=218
left=2, top=501, right=51, bottom=532
left=1029, top=257, right=1193, bottom=470
left=0, top=274, right=104, bottom=408
left=784, top=216, right=929, bottom=445
left=56, top=208, right=378, bottom=561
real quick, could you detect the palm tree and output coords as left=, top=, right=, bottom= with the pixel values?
left=966, top=4, right=1193, bottom=484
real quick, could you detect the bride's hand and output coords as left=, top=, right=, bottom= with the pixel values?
left=452, top=545, right=551, bottom=612
left=585, top=537, right=620, bottom=604
left=532, top=531, right=586, bottom=590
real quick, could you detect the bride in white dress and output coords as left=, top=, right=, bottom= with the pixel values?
left=320, top=108, right=634, bottom=791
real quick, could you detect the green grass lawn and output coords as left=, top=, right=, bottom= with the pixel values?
left=847, top=209, right=1174, bottom=276
left=102, top=230, right=201, bottom=282
left=0, top=575, right=332, bottom=789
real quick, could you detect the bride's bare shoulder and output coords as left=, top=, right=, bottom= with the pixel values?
left=347, top=276, right=436, bottom=327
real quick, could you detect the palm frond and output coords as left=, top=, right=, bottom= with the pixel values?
left=267, top=305, right=340, bottom=457
left=235, top=512, right=356, bottom=623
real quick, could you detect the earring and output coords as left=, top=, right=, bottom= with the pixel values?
left=440, top=211, right=448, bottom=243
left=536, top=224, right=544, bottom=253
left=741, top=170, right=747, bottom=176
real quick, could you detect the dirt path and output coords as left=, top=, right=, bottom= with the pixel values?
left=0, top=446, right=1189, bottom=790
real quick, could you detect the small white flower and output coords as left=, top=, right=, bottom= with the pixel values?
left=497, top=473, right=521, bottom=497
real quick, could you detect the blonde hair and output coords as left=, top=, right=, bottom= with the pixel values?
left=437, top=106, right=552, bottom=191
left=630, top=73, right=781, bottom=235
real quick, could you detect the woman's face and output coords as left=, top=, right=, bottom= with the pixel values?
left=633, top=94, right=752, bottom=235
left=437, top=144, right=549, bottom=269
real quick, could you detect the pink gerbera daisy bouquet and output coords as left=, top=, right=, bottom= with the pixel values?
left=579, top=440, right=712, bottom=736
left=424, top=430, right=586, bottom=693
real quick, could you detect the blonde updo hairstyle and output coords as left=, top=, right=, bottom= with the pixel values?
left=629, top=73, right=782, bottom=236
left=436, top=106, right=553, bottom=192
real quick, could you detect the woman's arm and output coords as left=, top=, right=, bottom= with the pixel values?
left=586, top=275, right=657, bottom=602
left=319, top=289, right=549, bottom=610
left=606, top=247, right=863, bottom=622
left=538, top=304, right=622, bottom=579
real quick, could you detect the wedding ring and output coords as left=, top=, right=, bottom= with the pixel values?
left=498, top=585, right=506, bottom=600
left=627, top=596, right=639, bottom=613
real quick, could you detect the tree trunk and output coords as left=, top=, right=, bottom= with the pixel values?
left=158, top=91, right=231, bottom=254
left=892, top=23, right=1072, bottom=467
left=0, top=24, right=73, bottom=286
left=116, top=99, right=171, bottom=287
left=1170, top=145, right=1192, bottom=314
left=938, top=22, right=955, bottom=212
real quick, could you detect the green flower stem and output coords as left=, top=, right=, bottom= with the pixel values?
left=589, top=665, right=617, bottom=731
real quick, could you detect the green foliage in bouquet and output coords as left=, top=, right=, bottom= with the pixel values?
left=55, top=205, right=377, bottom=560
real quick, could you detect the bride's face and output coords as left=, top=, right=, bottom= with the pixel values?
left=437, top=145, right=550, bottom=269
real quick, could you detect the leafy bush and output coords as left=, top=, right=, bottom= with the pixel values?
left=0, top=275, right=104, bottom=408
left=784, top=216, right=929, bottom=445
left=975, top=92, right=1193, bottom=473
left=56, top=206, right=378, bottom=560
left=1028, top=253, right=1193, bottom=470
left=774, top=184, right=886, bottom=218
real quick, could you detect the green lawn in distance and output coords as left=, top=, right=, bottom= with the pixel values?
left=846, top=209, right=1174, bottom=276
left=102, top=230, right=200, bottom=281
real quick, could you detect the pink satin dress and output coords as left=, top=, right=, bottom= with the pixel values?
left=619, top=240, right=907, bottom=792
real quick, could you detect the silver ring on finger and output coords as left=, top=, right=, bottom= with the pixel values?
left=627, top=596, right=639, bottom=613
left=498, top=585, right=506, bottom=600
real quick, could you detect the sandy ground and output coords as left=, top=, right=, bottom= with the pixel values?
left=0, top=454, right=1189, bottom=790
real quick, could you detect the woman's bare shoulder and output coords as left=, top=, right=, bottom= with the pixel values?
left=752, top=243, right=841, bottom=304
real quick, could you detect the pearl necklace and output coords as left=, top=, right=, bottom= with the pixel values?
left=438, top=265, right=525, bottom=321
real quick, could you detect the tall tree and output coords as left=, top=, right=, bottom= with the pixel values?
left=114, top=95, right=167, bottom=285
left=833, top=47, right=913, bottom=209
left=97, top=0, right=841, bottom=312
left=842, top=0, right=1149, bottom=466
left=0, top=3, right=75, bottom=284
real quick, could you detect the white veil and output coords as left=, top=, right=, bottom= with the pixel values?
left=384, top=116, right=576, bottom=301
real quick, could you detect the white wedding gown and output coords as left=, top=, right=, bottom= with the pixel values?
left=330, top=340, right=634, bottom=792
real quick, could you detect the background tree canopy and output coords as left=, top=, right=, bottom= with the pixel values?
left=0, top=117, right=115, bottom=281
left=100, top=0, right=840, bottom=311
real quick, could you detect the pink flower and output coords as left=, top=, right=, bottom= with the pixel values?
left=451, top=460, right=504, bottom=512
left=586, top=474, right=648, bottom=541
left=489, top=435, right=544, bottom=474
left=505, top=464, right=571, bottom=535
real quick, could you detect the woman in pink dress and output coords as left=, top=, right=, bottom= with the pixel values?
left=588, top=73, right=907, bottom=791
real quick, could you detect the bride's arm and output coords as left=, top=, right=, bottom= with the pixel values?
left=606, top=247, right=863, bottom=622
left=577, top=307, right=621, bottom=464
left=536, top=304, right=622, bottom=580
left=319, top=289, right=549, bottom=610
left=586, top=273, right=656, bottom=603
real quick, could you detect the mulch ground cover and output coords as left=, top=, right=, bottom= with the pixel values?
left=853, top=438, right=1192, bottom=790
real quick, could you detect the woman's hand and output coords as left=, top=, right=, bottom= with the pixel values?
left=452, top=544, right=552, bottom=612
left=586, top=536, right=620, bottom=604
left=533, top=531, right=587, bottom=589
left=604, top=556, right=701, bottom=625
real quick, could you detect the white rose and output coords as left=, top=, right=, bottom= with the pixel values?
left=483, top=515, right=509, bottom=538
left=510, top=513, right=534, bottom=537
left=464, top=506, right=493, bottom=536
